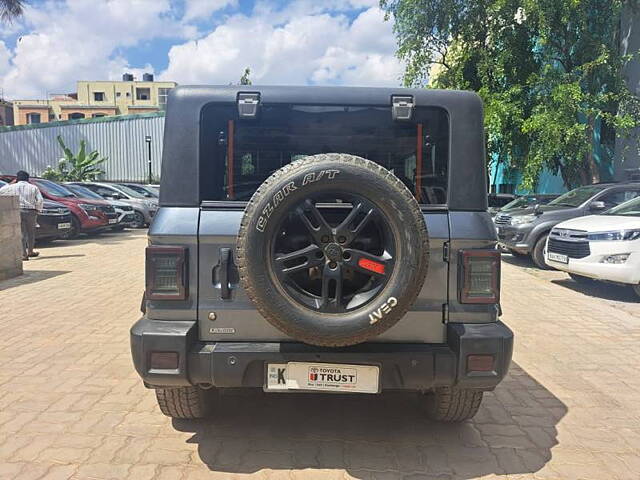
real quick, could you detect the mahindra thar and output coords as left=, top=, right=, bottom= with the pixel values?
left=131, top=85, right=513, bottom=422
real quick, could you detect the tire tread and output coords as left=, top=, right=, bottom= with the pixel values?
left=426, top=387, right=483, bottom=422
left=155, top=386, right=211, bottom=419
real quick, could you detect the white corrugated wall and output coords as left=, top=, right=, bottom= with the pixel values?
left=0, top=114, right=165, bottom=182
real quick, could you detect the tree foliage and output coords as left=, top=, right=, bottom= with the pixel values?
left=381, top=0, right=640, bottom=190
left=0, top=0, right=25, bottom=23
left=42, top=135, right=107, bottom=181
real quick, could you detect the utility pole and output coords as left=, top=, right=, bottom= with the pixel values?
left=145, top=135, right=152, bottom=184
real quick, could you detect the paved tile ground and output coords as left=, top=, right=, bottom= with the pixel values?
left=1, top=230, right=639, bottom=479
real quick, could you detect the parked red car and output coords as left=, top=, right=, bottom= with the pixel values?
left=0, top=176, right=114, bottom=237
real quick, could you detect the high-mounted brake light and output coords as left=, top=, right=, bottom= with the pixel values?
left=145, top=246, right=188, bottom=300
left=459, top=249, right=500, bottom=304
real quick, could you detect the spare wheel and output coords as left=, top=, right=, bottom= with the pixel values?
left=235, top=153, right=430, bottom=347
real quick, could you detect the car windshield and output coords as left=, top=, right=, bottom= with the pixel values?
left=33, top=179, right=76, bottom=198
left=66, top=184, right=104, bottom=200
left=548, top=185, right=606, bottom=208
left=604, top=196, right=640, bottom=217
left=114, top=184, right=146, bottom=199
left=122, top=184, right=157, bottom=198
left=501, top=195, right=556, bottom=210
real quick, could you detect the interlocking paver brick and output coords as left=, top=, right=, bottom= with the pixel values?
left=1, top=231, right=640, bottom=479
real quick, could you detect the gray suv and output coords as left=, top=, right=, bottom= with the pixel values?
left=496, top=183, right=640, bottom=268
left=130, top=85, right=513, bottom=423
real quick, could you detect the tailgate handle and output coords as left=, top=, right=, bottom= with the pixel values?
left=220, top=248, right=232, bottom=299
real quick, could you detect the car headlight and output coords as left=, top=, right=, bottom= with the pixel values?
left=510, top=215, right=537, bottom=226
left=78, top=203, right=99, bottom=213
left=587, top=229, right=640, bottom=241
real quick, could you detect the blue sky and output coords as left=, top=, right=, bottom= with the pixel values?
left=0, top=0, right=404, bottom=99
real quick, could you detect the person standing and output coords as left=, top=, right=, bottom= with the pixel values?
left=0, top=171, right=44, bottom=260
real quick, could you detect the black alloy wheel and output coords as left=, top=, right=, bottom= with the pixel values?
left=270, top=194, right=396, bottom=313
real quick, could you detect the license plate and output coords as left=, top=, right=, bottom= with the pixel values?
left=57, top=222, right=71, bottom=229
left=548, top=252, right=568, bottom=264
left=266, top=362, right=380, bottom=394
left=108, top=218, right=117, bottom=224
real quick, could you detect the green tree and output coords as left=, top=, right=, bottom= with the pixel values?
left=42, top=135, right=107, bottom=181
left=0, top=0, right=25, bottom=22
left=381, top=0, right=640, bottom=190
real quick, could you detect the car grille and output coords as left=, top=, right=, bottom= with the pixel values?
left=548, top=229, right=590, bottom=259
left=494, top=214, right=511, bottom=225
left=98, top=205, right=116, bottom=214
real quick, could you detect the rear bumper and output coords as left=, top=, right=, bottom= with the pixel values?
left=130, top=318, right=513, bottom=392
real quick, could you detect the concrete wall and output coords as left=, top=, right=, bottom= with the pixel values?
left=0, top=196, right=23, bottom=281
left=614, top=5, right=640, bottom=179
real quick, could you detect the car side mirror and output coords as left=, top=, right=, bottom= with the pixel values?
left=589, top=200, right=606, bottom=211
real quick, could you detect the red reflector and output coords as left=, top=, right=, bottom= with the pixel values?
left=358, top=257, right=385, bottom=274
left=467, top=354, right=495, bottom=372
left=150, top=352, right=179, bottom=370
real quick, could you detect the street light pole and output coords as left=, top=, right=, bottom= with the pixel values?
left=145, top=135, right=152, bottom=184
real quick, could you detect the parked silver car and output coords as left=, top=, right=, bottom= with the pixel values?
left=70, top=182, right=158, bottom=227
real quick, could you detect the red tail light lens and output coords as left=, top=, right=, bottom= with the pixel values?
left=459, top=249, right=500, bottom=304
left=145, top=246, right=188, bottom=300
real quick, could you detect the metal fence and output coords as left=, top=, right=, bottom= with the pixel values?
left=0, top=112, right=165, bottom=182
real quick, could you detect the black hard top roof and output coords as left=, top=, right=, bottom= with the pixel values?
left=160, top=85, right=487, bottom=210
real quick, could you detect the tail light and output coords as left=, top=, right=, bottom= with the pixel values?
left=459, top=249, right=500, bottom=304
left=145, top=246, right=188, bottom=300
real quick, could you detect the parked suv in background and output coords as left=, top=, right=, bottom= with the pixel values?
left=545, top=196, right=640, bottom=297
left=71, top=182, right=157, bottom=228
left=65, top=183, right=136, bottom=231
left=490, top=194, right=559, bottom=217
left=495, top=183, right=640, bottom=268
left=0, top=176, right=112, bottom=238
left=36, top=200, right=72, bottom=241
left=130, top=86, right=513, bottom=423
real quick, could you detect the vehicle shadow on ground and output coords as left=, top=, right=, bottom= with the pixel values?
left=500, top=253, right=537, bottom=269
left=551, top=278, right=638, bottom=303
left=174, top=362, right=566, bottom=478
left=0, top=269, right=69, bottom=291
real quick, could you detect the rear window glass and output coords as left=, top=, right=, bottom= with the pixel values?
left=200, top=104, right=449, bottom=204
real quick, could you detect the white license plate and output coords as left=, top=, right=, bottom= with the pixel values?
left=266, top=362, right=380, bottom=394
left=548, top=252, right=568, bottom=264
left=108, top=218, right=117, bottom=224
left=57, top=222, right=71, bottom=229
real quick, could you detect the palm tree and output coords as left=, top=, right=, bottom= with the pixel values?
left=0, top=0, right=25, bottom=23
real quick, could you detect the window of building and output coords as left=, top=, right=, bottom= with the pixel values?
left=93, top=92, right=105, bottom=102
left=136, top=88, right=151, bottom=100
left=26, top=113, right=41, bottom=124
left=158, top=87, right=171, bottom=110
left=116, top=92, right=121, bottom=97
left=49, top=114, right=55, bottom=121
left=68, top=112, right=85, bottom=120
left=126, top=92, right=131, bottom=97
left=92, top=113, right=106, bottom=118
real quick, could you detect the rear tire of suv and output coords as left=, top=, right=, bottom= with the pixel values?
left=532, top=234, right=552, bottom=270
left=155, top=386, right=215, bottom=419
left=425, top=387, right=483, bottom=422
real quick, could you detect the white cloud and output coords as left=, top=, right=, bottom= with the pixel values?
left=183, top=0, right=238, bottom=21
left=0, top=1, right=403, bottom=99
left=0, top=0, right=191, bottom=99
left=161, top=7, right=403, bottom=87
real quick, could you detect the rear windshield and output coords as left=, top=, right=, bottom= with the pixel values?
left=548, top=185, right=606, bottom=208
left=200, top=104, right=449, bottom=205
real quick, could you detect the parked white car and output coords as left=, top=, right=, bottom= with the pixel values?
left=545, top=196, right=640, bottom=297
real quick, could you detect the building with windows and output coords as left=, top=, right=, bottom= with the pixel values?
left=12, top=74, right=176, bottom=125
